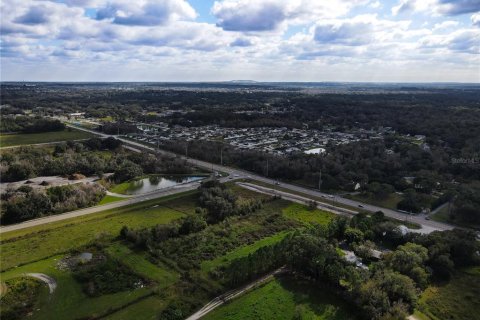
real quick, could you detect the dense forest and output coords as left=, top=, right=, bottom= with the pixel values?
left=0, top=116, right=65, bottom=133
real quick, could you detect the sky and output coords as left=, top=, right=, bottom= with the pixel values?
left=1, top=0, right=479, bottom=82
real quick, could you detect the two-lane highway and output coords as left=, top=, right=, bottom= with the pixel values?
left=65, top=124, right=454, bottom=233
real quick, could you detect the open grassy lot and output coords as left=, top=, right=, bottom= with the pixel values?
left=430, top=204, right=480, bottom=230
left=98, top=195, right=126, bottom=205
left=105, top=243, right=178, bottom=286
left=0, top=256, right=152, bottom=320
left=243, top=179, right=365, bottom=213
left=203, top=276, right=358, bottom=320
left=0, top=192, right=197, bottom=271
left=345, top=193, right=403, bottom=210
left=109, top=181, right=132, bottom=194
left=104, top=295, right=168, bottom=320
left=282, top=203, right=335, bottom=226
left=418, top=266, right=480, bottom=320
left=201, top=231, right=290, bottom=273
left=0, top=129, right=93, bottom=148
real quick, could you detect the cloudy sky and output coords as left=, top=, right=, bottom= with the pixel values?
left=1, top=0, right=479, bottom=82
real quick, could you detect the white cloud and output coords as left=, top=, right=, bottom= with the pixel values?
left=0, top=0, right=478, bottom=82
left=95, top=0, right=197, bottom=26
left=472, top=13, right=480, bottom=26
left=392, top=0, right=480, bottom=16
left=212, top=0, right=370, bottom=32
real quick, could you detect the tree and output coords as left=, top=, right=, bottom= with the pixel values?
left=358, top=270, right=418, bottom=319
left=344, top=228, right=364, bottom=244
left=179, top=214, right=207, bottom=235
left=4, top=162, right=35, bottom=181
left=113, top=160, right=143, bottom=182
left=385, top=243, right=429, bottom=289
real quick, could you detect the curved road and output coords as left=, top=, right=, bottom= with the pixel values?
left=26, top=273, right=57, bottom=293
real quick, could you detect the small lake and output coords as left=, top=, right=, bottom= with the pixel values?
left=122, top=175, right=205, bottom=195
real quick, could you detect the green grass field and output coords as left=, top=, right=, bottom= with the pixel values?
left=105, top=243, right=179, bottom=286
left=0, top=192, right=198, bottom=271
left=109, top=181, right=132, bottom=194
left=201, top=231, right=290, bottom=273
left=346, top=193, right=403, bottom=210
left=243, top=180, right=365, bottom=213
left=104, top=295, right=168, bottom=320
left=430, top=204, right=480, bottom=230
left=203, top=276, right=357, bottom=320
left=418, top=267, right=480, bottom=320
left=98, top=195, right=126, bottom=205
left=0, top=129, right=93, bottom=148
left=282, top=203, right=334, bottom=225
left=1, top=256, right=152, bottom=320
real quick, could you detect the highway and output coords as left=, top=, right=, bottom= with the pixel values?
left=0, top=180, right=203, bottom=234
left=63, top=124, right=454, bottom=233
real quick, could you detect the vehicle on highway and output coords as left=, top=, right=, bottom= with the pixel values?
left=358, top=204, right=364, bottom=208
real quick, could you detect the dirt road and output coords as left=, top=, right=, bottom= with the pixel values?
left=26, top=273, right=57, bottom=293
left=185, top=268, right=285, bottom=320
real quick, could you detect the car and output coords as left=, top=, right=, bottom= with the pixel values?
left=358, top=204, right=364, bottom=208
left=275, top=182, right=280, bottom=185
left=425, top=216, right=431, bottom=220
left=234, top=174, right=239, bottom=177
left=228, top=176, right=233, bottom=179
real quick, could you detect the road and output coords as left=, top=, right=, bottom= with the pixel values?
left=238, top=182, right=435, bottom=234
left=26, top=273, right=57, bottom=293
left=0, top=180, right=204, bottom=234
left=66, top=124, right=454, bottom=233
left=185, top=267, right=286, bottom=320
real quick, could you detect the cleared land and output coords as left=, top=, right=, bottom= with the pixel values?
left=105, top=243, right=178, bottom=285
left=1, top=256, right=152, bottom=320
left=202, top=276, right=357, bottom=320
left=0, top=129, right=93, bottom=147
left=345, top=193, right=403, bottom=210
left=430, top=204, right=480, bottom=230
left=282, top=202, right=334, bottom=225
left=417, top=267, right=480, bottom=320
left=0, top=184, right=357, bottom=320
left=0, top=192, right=197, bottom=270
left=98, top=195, right=126, bottom=205
left=201, top=231, right=290, bottom=273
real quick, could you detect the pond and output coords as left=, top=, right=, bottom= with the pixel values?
left=121, top=175, right=206, bottom=195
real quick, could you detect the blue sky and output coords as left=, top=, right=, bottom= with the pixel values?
left=1, top=0, right=479, bottom=82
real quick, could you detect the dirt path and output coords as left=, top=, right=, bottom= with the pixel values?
left=25, top=273, right=57, bottom=294
left=185, top=268, right=285, bottom=320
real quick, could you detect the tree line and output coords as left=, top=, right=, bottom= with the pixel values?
left=218, top=213, right=479, bottom=320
